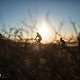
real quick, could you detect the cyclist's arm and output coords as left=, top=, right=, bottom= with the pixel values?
left=34, top=36, right=37, bottom=40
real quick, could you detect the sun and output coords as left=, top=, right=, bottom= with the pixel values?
left=37, top=20, right=54, bottom=43
left=39, top=24, right=49, bottom=38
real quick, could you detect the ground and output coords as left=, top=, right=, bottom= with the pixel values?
left=0, top=38, right=80, bottom=80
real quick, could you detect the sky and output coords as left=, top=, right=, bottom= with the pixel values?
left=0, top=0, right=80, bottom=42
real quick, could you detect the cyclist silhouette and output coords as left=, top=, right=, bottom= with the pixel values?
left=35, top=32, right=42, bottom=43
left=59, top=38, right=66, bottom=48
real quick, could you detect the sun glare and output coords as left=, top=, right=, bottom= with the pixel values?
left=39, top=24, right=49, bottom=38
left=37, top=20, right=54, bottom=43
